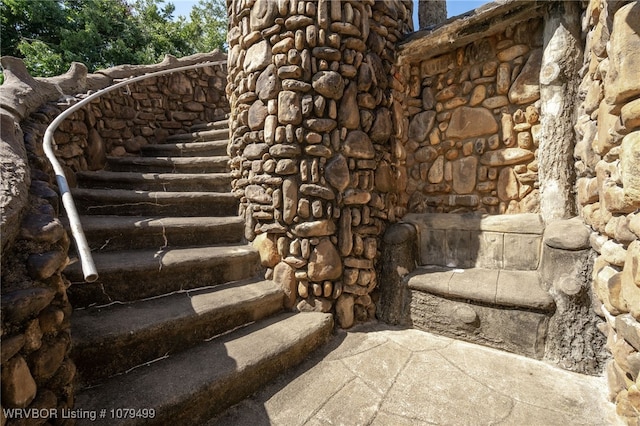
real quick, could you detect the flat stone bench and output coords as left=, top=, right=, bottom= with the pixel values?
left=380, top=213, right=556, bottom=359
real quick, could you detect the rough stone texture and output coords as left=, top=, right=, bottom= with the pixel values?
left=1, top=355, right=37, bottom=408
left=418, top=0, right=447, bottom=30
left=307, top=239, right=342, bottom=282
left=395, top=14, right=544, bottom=215
left=538, top=1, right=582, bottom=222
left=574, top=0, right=640, bottom=421
left=407, top=288, right=549, bottom=359
left=541, top=242, right=607, bottom=375
left=605, top=2, right=640, bottom=105
left=228, top=0, right=413, bottom=325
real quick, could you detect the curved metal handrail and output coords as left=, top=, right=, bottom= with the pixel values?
left=43, top=60, right=228, bottom=282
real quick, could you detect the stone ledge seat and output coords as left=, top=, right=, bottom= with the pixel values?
left=408, top=266, right=554, bottom=312
left=382, top=212, right=557, bottom=359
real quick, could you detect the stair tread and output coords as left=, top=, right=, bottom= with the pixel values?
left=71, top=215, right=244, bottom=233
left=76, top=170, right=233, bottom=182
left=140, top=140, right=228, bottom=155
left=165, top=128, right=229, bottom=142
left=71, top=279, right=285, bottom=385
left=407, top=266, right=554, bottom=311
left=190, top=119, right=229, bottom=131
left=106, top=155, right=229, bottom=165
left=72, top=278, right=281, bottom=345
left=75, top=171, right=232, bottom=192
left=71, top=187, right=237, bottom=202
left=75, top=312, right=334, bottom=424
left=66, top=244, right=257, bottom=275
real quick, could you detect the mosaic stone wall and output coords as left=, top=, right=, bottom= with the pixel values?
left=392, top=18, right=545, bottom=215
left=226, top=0, right=413, bottom=327
left=576, top=0, right=640, bottom=422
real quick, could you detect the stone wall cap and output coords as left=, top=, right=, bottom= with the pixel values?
left=403, top=212, right=544, bottom=234
left=543, top=217, right=591, bottom=250
left=96, top=50, right=227, bottom=80
left=398, top=0, right=547, bottom=64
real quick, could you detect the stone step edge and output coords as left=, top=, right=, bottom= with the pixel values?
left=71, top=188, right=238, bottom=203
left=64, top=244, right=258, bottom=278
left=63, top=215, right=244, bottom=234
left=62, top=215, right=244, bottom=252
left=74, top=312, right=334, bottom=425
left=106, top=155, right=230, bottom=165
left=139, top=140, right=228, bottom=153
left=76, top=170, right=233, bottom=182
left=407, top=266, right=555, bottom=312
left=190, top=118, right=229, bottom=131
left=165, top=128, right=229, bottom=142
left=72, top=278, right=285, bottom=386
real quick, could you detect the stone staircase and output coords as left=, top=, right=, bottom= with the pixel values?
left=63, top=118, right=333, bottom=424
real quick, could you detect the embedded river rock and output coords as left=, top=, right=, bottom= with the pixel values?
left=229, top=0, right=413, bottom=326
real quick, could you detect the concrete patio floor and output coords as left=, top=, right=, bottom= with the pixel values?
left=209, top=322, right=622, bottom=426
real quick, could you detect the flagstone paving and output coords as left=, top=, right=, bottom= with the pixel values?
left=210, top=322, right=622, bottom=426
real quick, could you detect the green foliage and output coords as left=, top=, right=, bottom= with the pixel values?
left=185, top=0, right=228, bottom=55
left=0, top=0, right=228, bottom=77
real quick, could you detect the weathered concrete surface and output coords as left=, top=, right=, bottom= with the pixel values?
left=210, top=323, right=621, bottom=426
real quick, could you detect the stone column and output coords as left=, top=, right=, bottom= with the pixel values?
left=538, top=1, right=583, bottom=222
left=418, top=0, right=447, bottom=29
left=227, top=0, right=412, bottom=327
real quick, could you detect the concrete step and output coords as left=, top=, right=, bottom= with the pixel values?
left=165, top=128, right=229, bottom=143
left=405, top=266, right=555, bottom=359
left=190, top=118, right=229, bottom=132
left=74, top=312, right=334, bottom=425
left=105, top=156, right=229, bottom=173
left=66, top=215, right=244, bottom=251
left=75, top=171, right=232, bottom=192
left=139, top=140, right=228, bottom=157
left=66, top=244, right=261, bottom=307
left=72, top=278, right=284, bottom=386
left=71, top=188, right=238, bottom=216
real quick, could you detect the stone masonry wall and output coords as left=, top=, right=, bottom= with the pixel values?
left=393, top=18, right=545, bottom=215
left=0, top=52, right=226, bottom=425
left=49, top=55, right=228, bottom=177
left=576, top=0, right=640, bottom=422
left=226, top=0, right=413, bottom=327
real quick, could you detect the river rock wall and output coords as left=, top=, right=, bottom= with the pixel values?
left=576, top=0, right=640, bottom=422
left=226, top=0, right=413, bottom=327
left=47, top=53, right=228, bottom=177
left=394, top=17, right=544, bottom=215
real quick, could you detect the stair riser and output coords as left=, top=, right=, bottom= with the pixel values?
left=72, top=292, right=284, bottom=386
left=74, top=199, right=238, bottom=217
left=165, top=130, right=229, bottom=143
left=190, top=119, right=229, bottom=132
left=79, top=224, right=244, bottom=252
left=140, top=145, right=228, bottom=157
left=151, top=316, right=333, bottom=425
left=67, top=252, right=262, bottom=307
left=76, top=178, right=232, bottom=192
left=105, top=162, right=229, bottom=174
left=73, top=313, right=333, bottom=426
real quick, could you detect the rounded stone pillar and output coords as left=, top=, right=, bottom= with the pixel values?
left=227, top=0, right=412, bottom=326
